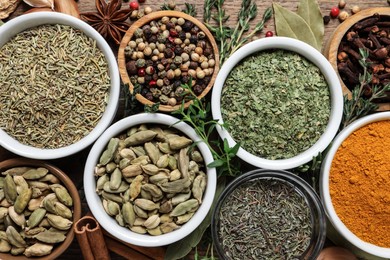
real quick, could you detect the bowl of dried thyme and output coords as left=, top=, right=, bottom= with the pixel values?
left=118, top=10, right=219, bottom=112
left=320, top=112, right=390, bottom=259
left=211, top=36, right=344, bottom=170
left=211, top=169, right=327, bottom=259
left=0, top=12, right=120, bottom=159
left=83, top=113, right=217, bottom=247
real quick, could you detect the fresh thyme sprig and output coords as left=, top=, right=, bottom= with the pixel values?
left=342, top=48, right=390, bottom=128
left=183, top=3, right=197, bottom=16
left=204, top=0, right=272, bottom=64
left=172, top=81, right=241, bottom=177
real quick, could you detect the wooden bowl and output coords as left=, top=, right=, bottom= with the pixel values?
left=0, top=158, right=82, bottom=260
left=118, top=10, right=220, bottom=112
left=324, top=7, right=390, bottom=111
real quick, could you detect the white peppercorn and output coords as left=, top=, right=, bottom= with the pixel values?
left=181, top=53, right=190, bottom=62
left=175, top=25, right=182, bottom=33
left=153, top=49, right=160, bottom=55
left=157, top=79, right=164, bottom=87
left=177, top=17, right=185, bottom=26
left=137, top=77, right=145, bottom=84
left=128, top=40, right=137, bottom=48
left=199, top=55, right=207, bottom=63
left=174, top=38, right=182, bottom=45
left=208, top=59, right=216, bottom=67
left=168, top=97, right=177, bottom=106
left=130, top=10, right=138, bottom=20
left=131, top=52, right=138, bottom=60
left=162, top=30, right=170, bottom=38
left=157, top=43, right=166, bottom=52
left=188, top=69, right=196, bottom=78
left=203, top=68, right=210, bottom=76
left=196, top=70, right=205, bottom=79
left=135, top=38, right=144, bottom=44
left=137, top=42, right=146, bottom=51
left=161, top=16, right=170, bottom=24
left=174, top=68, right=181, bottom=77
left=170, top=17, right=177, bottom=24
left=136, top=52, right=144, bottom=59
left=149, top=43, right=156, bottom=50
left=143, top=47, right=152, bottom=56
left=158, top=53, right=165, bottom=60
left=144, top=6, right=153, bottom=15
left=191, top=53, right=200, bottom=62
left=201, top=61, right=209, bottom=69
left=195, top=47, right=203, bottom=55
left=167, top=69, right=175, bottom=79
left=184, top=39, right=190, bottom=45
left=351, top=5, right=360, bottom=14
left=151, top=55, right=159, bottom=62
left=151, top=26, right=159, bottom=34
left=160, top=24, right=167, bottom=31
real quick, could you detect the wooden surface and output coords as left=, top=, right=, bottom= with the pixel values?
left=2, top=0, right=390, bottom=259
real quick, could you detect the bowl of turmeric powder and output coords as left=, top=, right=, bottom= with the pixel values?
left=320, top=112, right=390, bottom=259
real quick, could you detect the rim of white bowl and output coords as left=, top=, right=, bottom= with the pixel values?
left=211, top=37, right=343, bottom=170
left=0, top=12, right=120, bottom=159
left=320, top=112, right=390, bottom=258
left=84, top=113, right=217, bottom=247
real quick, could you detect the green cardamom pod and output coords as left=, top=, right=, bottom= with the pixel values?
left=34, top=230, right=66, bottom=244
left=24, top=243, right=53, bottom=257
left=46, top=214, right=73, bottom=230
left=50, top=184, right=73, bottom=207
left=4, top=175, right=17, bottom=203
left=170, top=199, right=199, bottom=217
left=99, top=138, right=120, bottom=165
left=14, top=188, right=32, bottom=214
left=22, top=167, right=49, bottom=180
left=122, top=202, right=136, bottom=227
left=144, top=142, right=161, bottom=165
left=27, top=208, right=47, bottom=228
left=168, top=136, right=192, bottom=150
left=124, top=130, right=157, bottom=146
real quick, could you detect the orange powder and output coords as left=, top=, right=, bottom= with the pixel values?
left=329, top=120, right=390, bottom=248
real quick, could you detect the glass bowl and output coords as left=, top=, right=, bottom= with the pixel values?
left=211, top=169, right=326, bottom=259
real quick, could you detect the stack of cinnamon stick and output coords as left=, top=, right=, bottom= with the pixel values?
left=74, top=215, right=166, bottom=260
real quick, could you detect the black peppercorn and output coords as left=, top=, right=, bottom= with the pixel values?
left=179, top=31, right=186, bottom=40
left=143, top=28, right=152, bottom=40
left=181, top=74, right=190, bottom=83
left=189, top=35, right=198, bottom=44
left=144, top=74, right=152, bottom=82
left=182, top=21, right=193, bottom=32
left=165, top=42, right=174, bottom=50
left=145, top=92, right=154, bottom=101
left=145, top=60, right=154, bottom=67
left=166, top=22, right=175, bottom=30
left=189, top=61, right=198, bottom=70
left=323, top=15, right=331, bottom=25
left=173, top=80, right=182, bottom=88
left=141, top=87, right=149, bottom=96
left=197, top=40, right=206, bottom=49
left=174, top=46, right=183, bottom=56
left=164, top=48, right=174, bottom=58
left=148, top=35, right=158, bottom=43
left=193, top=85, right=203, bottom=95
left=126, top=60, right=137, bottom=75
left=152, top=73, right=159, bottom=80
left=204, top=47, right=213, bottom=57
left=190, top=26, right=200, bottom=35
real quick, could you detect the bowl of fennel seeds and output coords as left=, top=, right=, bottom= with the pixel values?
left=211, top=37, right=344, bottom=170
left=0, top=12, right=120, bottom=159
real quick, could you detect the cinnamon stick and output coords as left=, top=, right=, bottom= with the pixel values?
left=74, top=216, right=111, bottom=260
left=105, top=236, right=152, bottom=260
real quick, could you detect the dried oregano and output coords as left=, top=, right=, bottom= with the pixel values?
left=221, top=49, right=331, bottom=160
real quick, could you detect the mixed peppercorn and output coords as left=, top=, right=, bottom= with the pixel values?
left=124, top=16, right=216, bottom=106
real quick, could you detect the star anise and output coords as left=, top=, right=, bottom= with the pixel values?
left=81, top=0, right=131, bottom=45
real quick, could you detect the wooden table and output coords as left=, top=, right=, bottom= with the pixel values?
left=2, top=0, right=389, bottom=259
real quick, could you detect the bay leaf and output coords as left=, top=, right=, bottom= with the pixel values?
left=23, top=0, right=54, bottom=9
left=272, top=3, right=319, bottom=51
left=164, top=177, right=226, bottom=260
left=297, top=0, right=324, bottom=51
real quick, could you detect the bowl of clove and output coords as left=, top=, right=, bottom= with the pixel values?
left=118, top=10, right=219, bottom=112
left=0, top=12, right=120, bottom=159
left=84, top=113, right=217, bottom=247
left=324, top=7, right=390, bottom=111
left=0, top=158, right=82, bottom=260
left=211, top=37, right=344, bottom=170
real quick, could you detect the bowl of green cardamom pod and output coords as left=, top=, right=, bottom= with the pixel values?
left=0, top=12, right=120, bottom=160
left=84, top=113, right=217, bottom=247
left=211, top=36, right=344, bottom=170
left=0, top=157, right=82, bottom=259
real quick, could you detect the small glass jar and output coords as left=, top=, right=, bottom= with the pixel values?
left=211, top=169, right=326, bottom=259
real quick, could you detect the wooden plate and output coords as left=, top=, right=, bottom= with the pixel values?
left=324, top=7, right=390, bottom=111
left=118, top=10, right=220, bottom=112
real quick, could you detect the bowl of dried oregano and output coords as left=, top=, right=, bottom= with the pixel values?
left=320, top=111, right=390, bottom=259
left=211, top=36, right=344, bottom=170
left=0, top=12, right=120, bottom=159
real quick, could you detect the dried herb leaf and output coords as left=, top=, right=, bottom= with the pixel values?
left=164, top=178, right=226, bottom=260
left=23, top=0, right=54, bottom=9
left=273, top=3, right=318, bottom=50
left=297, top=0, right=324, bottom=50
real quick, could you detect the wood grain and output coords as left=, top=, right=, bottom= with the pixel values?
left=2, top=1, right=390, bottom=259
left=118, top=10, right=220, bottom=112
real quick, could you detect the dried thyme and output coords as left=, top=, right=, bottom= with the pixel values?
left=221, top=49, right=330, bottom=160
left=218, top=179, right=312, bottom=259
left=0, top=24, right=110, bottom=149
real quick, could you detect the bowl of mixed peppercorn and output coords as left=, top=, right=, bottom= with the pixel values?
left=118, top=10, right=219, bottom=112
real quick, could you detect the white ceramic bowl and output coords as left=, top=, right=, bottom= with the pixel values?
left=84, top=113, right=217, bottom=247
left=211, top=37, right=344, bottom=170
left=0, top=12, right=120, bottom=159
left=320, top=112, right=390, bottom=259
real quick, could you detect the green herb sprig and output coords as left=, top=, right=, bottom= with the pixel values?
left=204, top=0, right=272, bottom=64
left=342, top=48, right=390, bottom=128
left=172, top=81, right=241, bottom=177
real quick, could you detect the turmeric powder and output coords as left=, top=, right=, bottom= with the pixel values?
left=330, top=120, right=390, bottom=248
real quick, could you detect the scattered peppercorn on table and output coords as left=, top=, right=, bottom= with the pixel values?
left=2, top=0, right=389, bottom=259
